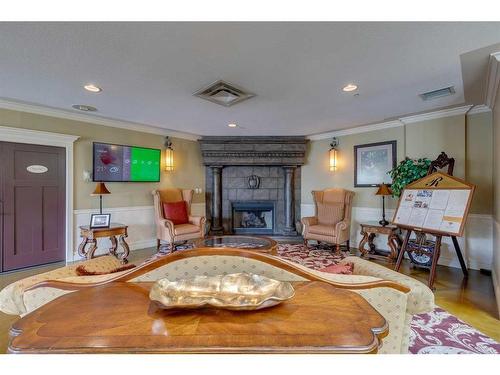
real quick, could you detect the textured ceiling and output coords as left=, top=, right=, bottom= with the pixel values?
left=0, top=22, right=499, bottom=136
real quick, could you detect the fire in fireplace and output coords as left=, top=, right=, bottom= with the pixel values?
left=232, top=202, right=274, bottom=235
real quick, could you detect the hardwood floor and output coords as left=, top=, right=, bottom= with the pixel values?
left=0, top=246, right=498, bottom=353
left=373, top=257, right=500, bottom=341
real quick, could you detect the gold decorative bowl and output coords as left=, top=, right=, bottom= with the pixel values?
left=149, top=272, right=295, bottom=310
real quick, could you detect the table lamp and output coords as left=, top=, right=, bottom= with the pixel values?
left=375, top=183, right=392, bottom=226
left=91, top=182, right=111, bottom=214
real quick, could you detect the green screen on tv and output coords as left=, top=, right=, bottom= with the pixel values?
left=93, top=142, right=161, bottom=182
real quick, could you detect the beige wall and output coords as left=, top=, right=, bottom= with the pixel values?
left=302, top=126, right=405, bottom=209
left=302, top=113, right=492, bottom=214
left=405, top=115, right=465, bottom=178
left=0, top=108, right=205, bottom=210
left=466, top=111, right=493, bottom=214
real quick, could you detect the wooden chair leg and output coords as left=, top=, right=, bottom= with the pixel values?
left=156, top=239, right=160, bottom=251
left=335, top=244, right=341, bottom=254
left=303, top=239, right=308, bottom=247
left=170, top=241, right=176, bottom=253
left=346, top=240, right=350, bottom=251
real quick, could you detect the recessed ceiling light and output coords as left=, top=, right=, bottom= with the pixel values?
left=228, top=123, right=238, bottom=128
left=84, top=84, right=102, bottom=93
left=72, top=104, right=97, bottom=112
left=342, top=84, right=358, bottom=92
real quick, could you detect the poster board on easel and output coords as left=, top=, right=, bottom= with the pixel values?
left=391, top=172, right=475, bottom=237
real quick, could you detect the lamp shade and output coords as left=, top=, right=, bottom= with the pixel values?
left=91, top=182, right=111, bottom=196
left=165, top=147, right=174, bottom=171
left=375, top=183, right=392, bottom=196
left=329, top=148, right=338, bottom=171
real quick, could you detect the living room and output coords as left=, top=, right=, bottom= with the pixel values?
left=0, top=1, right=500, bottom=372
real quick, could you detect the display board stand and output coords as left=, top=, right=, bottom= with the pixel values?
left=392, top=171, right=475, bottom=288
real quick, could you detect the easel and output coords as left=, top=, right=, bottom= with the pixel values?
left=394, top=153, right=472, bottom=289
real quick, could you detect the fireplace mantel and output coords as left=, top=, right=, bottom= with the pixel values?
left=199, top=136, right=308, bottom=166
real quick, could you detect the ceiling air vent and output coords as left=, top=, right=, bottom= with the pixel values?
left=419, top=86, right=455, bottom=101
left=193, top=80, right=255, bottom=107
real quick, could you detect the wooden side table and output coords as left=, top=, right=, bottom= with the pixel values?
left=78, top=223, right=130, bottom=263
left=358, top=222, right=402, bottom=263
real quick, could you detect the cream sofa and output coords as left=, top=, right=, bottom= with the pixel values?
left=0, top=250, right=434, bottom=354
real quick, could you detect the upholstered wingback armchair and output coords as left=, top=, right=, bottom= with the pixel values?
left=301, top=188, right=355, bottom=252
left=152, top=188, right=206, bottom=251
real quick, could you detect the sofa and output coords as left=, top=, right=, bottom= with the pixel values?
left=0, top=250, right=434, bottom=354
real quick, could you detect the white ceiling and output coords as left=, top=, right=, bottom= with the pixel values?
left=0, top=22, right=499, bottom=137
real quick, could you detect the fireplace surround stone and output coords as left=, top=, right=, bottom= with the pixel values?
left=199, top=137, right=308, bottom=236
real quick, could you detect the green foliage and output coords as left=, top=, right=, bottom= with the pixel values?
left=388, top=157, right=431, bottom=197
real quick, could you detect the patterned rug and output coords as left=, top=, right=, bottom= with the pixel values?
left=154, top=242, right=500, bottom=354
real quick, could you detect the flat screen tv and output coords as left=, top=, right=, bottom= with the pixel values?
left=93, top=142, right=161, bottom=182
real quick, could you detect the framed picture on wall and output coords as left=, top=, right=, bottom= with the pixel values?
left=354, top=141, right=397, bottom=187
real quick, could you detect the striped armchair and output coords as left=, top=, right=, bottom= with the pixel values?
left=301, top=188, right=355, bottom=252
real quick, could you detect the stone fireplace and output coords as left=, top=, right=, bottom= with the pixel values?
left=199, top=137, right=308, bottom=236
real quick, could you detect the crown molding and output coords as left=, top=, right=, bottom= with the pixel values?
left=485, top=52, right=500, bottom=109
left=0, top=124, right=80, bottom=146
left=307, top=104, right=474, bottom=140
left=467, top=104, right=492, bottom=115
left=399, top=105, right=472, bottom=124
left=307, top=120, right=403, bottom=140
left=0, top=98, right=201, bottom=141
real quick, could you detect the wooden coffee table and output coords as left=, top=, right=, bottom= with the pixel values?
left=8, top=281, right=387, bottom=354
left=194, top=235, right=278, bottom=255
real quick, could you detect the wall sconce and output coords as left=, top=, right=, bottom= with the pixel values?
left=329, top=137, right=339, bottom=171
left=164, top=136, right=174, bottom=171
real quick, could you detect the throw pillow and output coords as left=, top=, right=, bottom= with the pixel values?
left=162, top=201, right=189, bottom=225
left=319, top=262, right=354, bottom=275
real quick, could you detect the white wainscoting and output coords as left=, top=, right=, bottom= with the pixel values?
left=71, top=203, right=206, bottom=262
left=301, top=204, right=493, bottom=271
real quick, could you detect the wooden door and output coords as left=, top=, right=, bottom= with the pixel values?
left=1, top=142, right=66, bottom=271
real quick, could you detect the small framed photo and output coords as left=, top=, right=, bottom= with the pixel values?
left=90, top=213, right=111, bottom=228
left=354, top=140, right=397, bottom=187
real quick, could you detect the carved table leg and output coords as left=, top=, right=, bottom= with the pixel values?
left=77, top=237, right=89, bottom=258
left=109, top=236, right=118, bottom=256
left=387, top=232, right=401, bottom=263
left=86, top=239, right=98, bottom=260
left=118, top=234, right=130, bottom=264
left=367, top=233, right=376, bottom=253
left=358, top=230, right=369, bottom=257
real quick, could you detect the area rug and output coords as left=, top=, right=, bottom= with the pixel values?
left=153, top=242, right=500, bottom=354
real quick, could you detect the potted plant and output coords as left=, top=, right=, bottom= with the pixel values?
left=388, top=157, right=431, bottom=197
